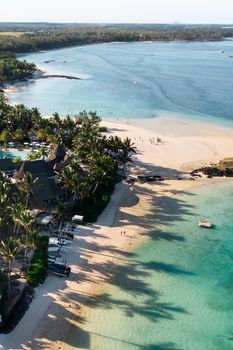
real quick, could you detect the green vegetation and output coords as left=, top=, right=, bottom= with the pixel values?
left=26, top=236, right=48, bottom=287
left=0, top=96, right=136, bottom=226
left=78, top=182, right=115, bottom=222
left=0, top=56, right=35, bottom=85
left=0, top=24, right=232, bottom=55
left=0, top=58, right=137, bottom=327
left=0, top=98, right=136, bottom=302
left=0, top=238, right=21, bottom=299
left=0, top=170, right=38, bottom=297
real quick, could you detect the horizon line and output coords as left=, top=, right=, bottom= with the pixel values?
left=0, top=21, right=233, bottom=25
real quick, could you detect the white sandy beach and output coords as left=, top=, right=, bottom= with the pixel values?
left=0, top=116, right=233, bottom=350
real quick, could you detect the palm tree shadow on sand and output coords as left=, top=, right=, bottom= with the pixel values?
left=7, top=163, right=197, bottom=350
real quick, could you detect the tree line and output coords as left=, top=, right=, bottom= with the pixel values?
left=0, top=56, right=36, bottom=85
left=0, top=98, right=137, bottom=312
left=0, top=27, right=232, bottom=54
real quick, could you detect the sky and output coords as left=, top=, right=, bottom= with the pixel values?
left=0, top=0, right=232, bottom=24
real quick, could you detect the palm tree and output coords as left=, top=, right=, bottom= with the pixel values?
left=120, top=137, right=136, bottom=164
left=12, top=202, right=25, bottom=235
left=59, top=166, right=73, bottom=195
left=30, top=107, right=42, bottom=130
left=14, top=209, right=35, bottom=235
left=52, top=112, right=62, bottom=129
left=69, top=174, right=83, bottom=206
left=25, top=152, right=41, bottom=161
left=0, top=175, right=11, bottom=227
left=107, top=135, right=123, bottom=153
left=0, top=237, right=21, bottom=299
left=88, top=151, right=117, bottom=196
left=13, top=128, right=25, bottom=144
left=0, top=129, right=11, bottom=148
left=37, top=146, right=48, bottom=160
left=59, top=165, right=81, bottom=205
left=18, top=172, right=38, bottom=208
left=0, top=95, right=9, bottom=118
left=53, top=203, right=68, bottom=242
left=72, top=113, right=102, bottom=160
left=20, top=228, right=37, bottom=272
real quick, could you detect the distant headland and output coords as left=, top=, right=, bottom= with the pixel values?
left=0, top=23, right=232, bottom=55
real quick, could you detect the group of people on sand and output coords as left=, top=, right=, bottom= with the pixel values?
left=133, top=136, right=162, bottom=145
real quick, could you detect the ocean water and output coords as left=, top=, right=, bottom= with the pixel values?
left=6, top=42, right=233, bottom=349
left=69, top=181, right=233, bottom=350
left=6, top=41, right=233, bottom=127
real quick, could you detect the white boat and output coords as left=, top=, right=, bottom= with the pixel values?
left=198, top=219, right=212, bottom=228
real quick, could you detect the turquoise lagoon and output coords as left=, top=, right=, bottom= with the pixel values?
left=72, top=181, right=233, bottom=350
left=7, top=41, right=233, bottom=127
left=6, top=42, right=233, bottom=349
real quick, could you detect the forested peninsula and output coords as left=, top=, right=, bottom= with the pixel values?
left=0, top=23, right=232, bottom=55
left=0, top=54, right=36, bottom=85
left=0, top=23, right=232, bottom=88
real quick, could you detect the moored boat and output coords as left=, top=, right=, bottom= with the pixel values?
left=198, top=218, right=212, bottom=228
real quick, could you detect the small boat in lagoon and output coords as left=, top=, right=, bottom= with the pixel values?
left=198, top=218, right=212, bottom=228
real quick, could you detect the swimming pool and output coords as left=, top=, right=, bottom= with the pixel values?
left=0, top=149, right=29, bottom=160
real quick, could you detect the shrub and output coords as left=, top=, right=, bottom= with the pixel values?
left=99, top=126, right=108, bottom=132
left=0, top=287, right=8, bottom=320
left=26, top=236, right=48, bottom=287
left=78, top=185, right=115, bottom=222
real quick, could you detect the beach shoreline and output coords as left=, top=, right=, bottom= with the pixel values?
left=0, top=118, right=233, bottom=349
left=2, top=64, right=81, bottom=104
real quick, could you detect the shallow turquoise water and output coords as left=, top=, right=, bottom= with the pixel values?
left=73, top=181, right=233, bottom=350
left=6, top=42, right=233, bottom=349
left=7, top=41, right=233, bottom=127
left=0, top=149, right=28, bottom=159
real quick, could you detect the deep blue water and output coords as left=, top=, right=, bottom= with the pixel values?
left=6, top=41, right=233, bottom=126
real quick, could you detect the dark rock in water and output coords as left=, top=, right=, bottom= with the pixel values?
left=224, top=168, right=233, bottom=176
left=191, top=166, right=233, bottom=178
left=41, top=74, right=81, bottom=80
left=190, top=171, right=199, bottom=176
